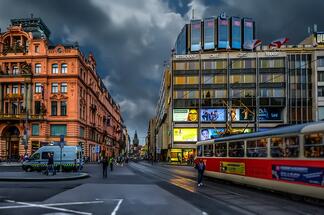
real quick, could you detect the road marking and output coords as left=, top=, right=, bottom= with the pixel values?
left=111, top=199, right=123, bottom=215
left=0, top=200, right=104, bottom=214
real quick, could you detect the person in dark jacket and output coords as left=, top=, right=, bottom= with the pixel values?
left=101, top=156, right=108, bottom=178
left=47, top=153, right=55, bottom=176
left=195, top=159, right=205, bottom=186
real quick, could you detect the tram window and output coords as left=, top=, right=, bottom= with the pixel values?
left=271, top=136, right=299, bottom=157
left=229, top=141, right=244, bottom=157
left=197, top=145, right=203, bottom=157
left=304, top=133, right=324, bottom=158
left=215, top=142, right=227, bottom=157
left=203, top=144, right=213, bottom=157
left=247, top=138, right=267, bottom=157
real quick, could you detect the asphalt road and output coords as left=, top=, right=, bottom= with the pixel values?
left=0, top=162, right=323, bottom=215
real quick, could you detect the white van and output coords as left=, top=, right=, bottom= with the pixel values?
left=22, top=145, right=83, bottom=172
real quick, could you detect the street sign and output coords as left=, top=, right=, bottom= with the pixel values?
left=95, top=145, right=100, bottom=154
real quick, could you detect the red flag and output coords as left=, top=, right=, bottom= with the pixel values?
left=244, top=39, right=262, bottom=50
left=269, top=38, right=288, bottom=48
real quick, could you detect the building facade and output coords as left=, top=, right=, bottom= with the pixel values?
left=0, top=17, right=124, bottom=161
left=154, top=14, right=324, bottom=164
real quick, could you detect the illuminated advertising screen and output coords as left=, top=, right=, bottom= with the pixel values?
left=173, top=128, right=197, bottom=142
left=190, top=20, right=201, bottom=52
left=200, top=109, right=226, bottom=122
left=200, top=128, right=225, bottom=141
left=218, top=18, right=229, bottom=49
left=243, top=18, right=254, bottom=50
left=259, top=108, right=281, bottom=121
left=231, top=17, right=241, bottom=49
left=229, top=108, right=254, bottom=121
left=173, top=109, right=198, bottom=122
left=231, top=128, right=253, bottom=133
left=204, top=18, right=215, bottom=50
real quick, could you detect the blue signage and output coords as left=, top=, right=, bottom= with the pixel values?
left=218, top=18, right=229, bottom=49
left=231, top=17, right=241, bottom=49
left=191, top=20, right=201, bottom=52
left=204, top=18, right=215, bottom=50
left=272, top=165, right=324, bottom=186
left=259, top=108, right=281, bottom=121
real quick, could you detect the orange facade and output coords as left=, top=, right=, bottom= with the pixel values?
left=0, top=18, right=124, bottom=161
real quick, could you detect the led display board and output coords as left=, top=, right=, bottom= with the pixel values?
left=259, top=108, right=281, bottom=121
left=173, top=128, right=198, bottom=142
left=243, top=18, right=254, bottom=50
left=218, top=18, right=229, bottom=49
left=173, top=109, right=198, bottom=122
left=204, top=18, right=215, bottom=50
left=231, top=128, right=253, bottom=133
left=200, top=109, right=226, bottom=122
left=229, top=108, right=254, bottom=121
left=200, top=128, right=225, bottom=141
left=231, top=17, right=241, bottom=49
left=190, top=20, right=201, bottom=52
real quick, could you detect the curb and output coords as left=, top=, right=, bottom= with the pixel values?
left=0, top=173, right=90, bottom=181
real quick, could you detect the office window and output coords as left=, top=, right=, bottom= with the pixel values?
left=319, top=86, right=324, bottom=97
left=188, top=62, right=199, bottom=70
left=35, top=63, right=41, bottom=74
left=187, top=76, right=199, bottom=84
left=50, top=124, right=67, bottom=136
left=203, top=75, right=213, bottom=84
left=174, top=76, right=185, bottom=84
left=20, top=85, right=24, bottom=95
left=215, top=75, right=226, bottom=83
left=35, top=83, right=42, bottom=93
left=51, top=83, right=58, bottom=93
left=273, top=89, right=285, bottom=97
left=12, top=65, right=19, bottom=75
left=51, top=101, right=57, bottom=116
left=61, top=101, right=67, bottom=116
left=80, top=126, right=85, bottom=138
left=317, top=57, right=324, bottom=67
left=61, top=83, right=67, bottom=93
left=318, top=107, right=324, bottom=120
left=318, top=71, right=324, bottom=82
left=215, top=89, right=227, bottom=98
left=61, top=63, right=67, bottom=74
left=12, top=85, right=18, bottom=94
left=52, top=64, right=58, bottom=74
left=35, top=101, right=41, bottom=114
left=32, top=124, right=39, bottom=136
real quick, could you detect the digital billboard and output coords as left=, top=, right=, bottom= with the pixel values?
left=204, top=18, right=215, bottom=50
left=243, top=18, right=254, bottom=50
left=218, top=18, right=229, bottom=49
left=173, top=128, right=197, bottom=142
left=229, top=108, right=254, bottom=121
left=173, top=109, right=198, bottom=122
left=231, top=17, right=241, bottom=49
left=190, top=20, right=201, bottom=52
left=200, top=109, right=226, bottom=122
left=259, top=108, right=281, bottom=121
left=231, top=128, right=253, bottom=133
left=200, top=128, right=225, bottom=141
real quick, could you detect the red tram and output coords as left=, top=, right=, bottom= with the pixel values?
left=196, top=122, right=324, bottom=200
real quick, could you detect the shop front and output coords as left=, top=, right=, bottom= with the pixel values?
left=169, top=148, right=195, bottom=165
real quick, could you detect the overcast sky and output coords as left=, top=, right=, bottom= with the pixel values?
left=0, top=0, right=323, bottom=143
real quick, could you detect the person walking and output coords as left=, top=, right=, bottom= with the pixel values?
left=101, top=156, right=108, bottom=178
left=195, top=159, right=205, bottom=187
left=109, top=156, right=114, bottom=172
left=47, top=153, right=56, bottom=176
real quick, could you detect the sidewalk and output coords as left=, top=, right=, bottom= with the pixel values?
left=0, top=171, right=89, bottom=181
left=0, top=162, right=22, bottom=167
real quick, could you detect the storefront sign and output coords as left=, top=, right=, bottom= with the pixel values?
left=220, top=162, right=245, bottom=175
left=272, top=165, right=324, bottom=186
left=173, top=109, right=198, bottom=122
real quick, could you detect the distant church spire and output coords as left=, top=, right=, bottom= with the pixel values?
left=133, top=130, right=139, bottom=146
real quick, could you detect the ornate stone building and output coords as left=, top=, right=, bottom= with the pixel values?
left=0, top=17, right=124, bottom=161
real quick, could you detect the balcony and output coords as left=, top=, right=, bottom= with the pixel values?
left=0, top=114, right=45, bottom=121
left=2, top=45, right=28, bottom=55
left=4, top=94, right=24, bottom=100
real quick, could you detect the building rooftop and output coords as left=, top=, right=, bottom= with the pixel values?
left=11, top=17, right=51, bottom=39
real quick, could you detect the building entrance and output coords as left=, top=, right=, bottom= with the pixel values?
left=2, top=126, right=20, bottom=161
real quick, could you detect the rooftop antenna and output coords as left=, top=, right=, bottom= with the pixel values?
left=192, top=8, right=194, bottom=20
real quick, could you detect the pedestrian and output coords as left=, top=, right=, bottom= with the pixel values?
left=101, top=156, right=108, bottom=178
left=47, top=153, right=56, bottom=176
left=109, top=156, right=114, bottom=172
left=195, top=159, right=205, bottom=187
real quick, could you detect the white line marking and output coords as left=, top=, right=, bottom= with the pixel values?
left=3, top=200, right=94, bottom=215
left=111, top=199, right=123, bottom=215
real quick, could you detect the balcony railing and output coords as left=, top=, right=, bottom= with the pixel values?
left=2, top=45, right=28, bottom=55
left=4, top=94, right=24, bottom=100
left=0, top=114, right=44, bottom=120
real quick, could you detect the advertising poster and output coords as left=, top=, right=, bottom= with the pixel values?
left=173, top=109, right=198, bottom=122
left=204, top=18, right=215, bottom=50
left=229, top=108, right=254, bottom=121
left=272, top=165, right=324, bottom=186
left=231, top=128, right=253, bottom=134
left=218, top=18, right=229, bottom=49
left=259, top=108, right=281, bottom=121
left=191, top=20, right=201, bottom=52
left=173, top=128, right=197, bottom=142
left=231, top=17, right=241, bottom=49
left=200, top=109, right=226, bottom=122
left=200, top=128, right=225, bottom=141
left=220, top=162, right=246, bottom=175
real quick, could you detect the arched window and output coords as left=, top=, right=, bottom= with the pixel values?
left=52, top=64, right=58, bottom=74
left=61, top=63, right=67, bottom=74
